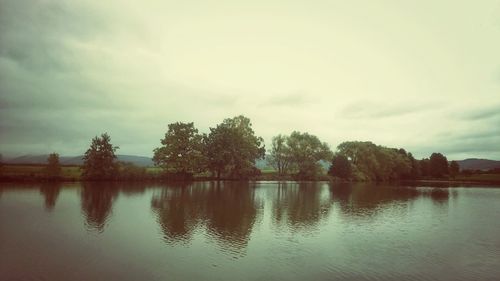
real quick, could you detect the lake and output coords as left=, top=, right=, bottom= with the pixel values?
left=1, top=181, right=499, bottom=281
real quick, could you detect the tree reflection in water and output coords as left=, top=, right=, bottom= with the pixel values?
left=73, top=181, right=451, bottom=248
left=39, top=183, right=62, bottom=211
left=150, top=182, right=199, bottom=243
left=204, top=181, right=261, bottom=255
left=151, top=181, right=262, bottom=256
left=329, top=183, right=450, bottom=218
left=80, top=182, right=119, bottom=232
left=271, top=182, right=333, bottom=232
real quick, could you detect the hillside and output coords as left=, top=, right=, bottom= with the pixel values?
left=456, top=158, right=500, bottom=171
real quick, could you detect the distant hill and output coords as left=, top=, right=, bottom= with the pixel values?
left=456, top=158, right=500, bottom=171
left=5, top=154, right=154, bottom=167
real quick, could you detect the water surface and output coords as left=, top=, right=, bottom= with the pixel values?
left=1, top=182, right=499, bottom=281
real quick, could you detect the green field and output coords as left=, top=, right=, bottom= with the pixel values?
left=1, top=164, right=82, bottom=179
left=145, top=167, right=163, bottom=174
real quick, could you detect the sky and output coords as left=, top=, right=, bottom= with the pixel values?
left=1, top=0, right=500, bottom=160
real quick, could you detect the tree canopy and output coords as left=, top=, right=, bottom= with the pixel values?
left=46, top=153, right=61, bottom=178
left=268, top=134, right=292, bottom=176
left=153, top=122, right=205, bottom=175
left=429, top=152, right=449, bottom=178
left=328, top=154, right=352, bottom=180
left=268, top=132, right=333, bottom=179
left=336, top=141, right=414, bottom=181
left=449, top=160, right=460, bottom=178
left=205, top=115, right=265, bottom=179
left=82, top=133, right=119, bottom=180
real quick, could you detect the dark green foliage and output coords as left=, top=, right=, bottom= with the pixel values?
left=286, top=131, right=333, bottom=179
left=205, top=115, right=265, bottom=179
left=82, top=133, right=119, bottom=180
left=328, top=154, right=352, bottom=180
left=449, top=160, right=460, bottom=178
left=153, top=122, right=205, bottom=176
left=336, top=141, right=413, bottom=181
left=268, top=134, right=291, bottom=176
left=46, top=153, right=61, bottom=178
left=429, top=153, right=449, bottom=178
left=419, top=158, right=430, bottom=177
left=408, top=153, right=420, bottom=179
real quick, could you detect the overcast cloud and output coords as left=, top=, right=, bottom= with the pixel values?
left=1, top=0, right=499, bottom=159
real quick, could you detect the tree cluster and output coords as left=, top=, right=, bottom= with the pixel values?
left=69, top=116, right=462, bottom=182
left=328, top=142, right=460, bottom=181
left=268, top=132, right=333, bottom=179
left=419, top=153, right=456, bottom=178
left=329, top=141, right=417, bottom=181
left=153, top=115, right=265, bottom=179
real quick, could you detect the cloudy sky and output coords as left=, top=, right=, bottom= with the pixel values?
left=1, top=0, right=499, bottom=160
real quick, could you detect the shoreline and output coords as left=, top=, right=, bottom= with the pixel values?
left=1, top=176, right=500, bottom=186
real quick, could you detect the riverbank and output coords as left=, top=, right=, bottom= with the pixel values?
left=2, top=164, right=500, bottom=184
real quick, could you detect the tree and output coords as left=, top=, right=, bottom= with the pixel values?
left=449, top=160, right=460, bottom=178
left=336, top=141, right=413, bottom=181
left=408, top=153, right=420, bottom=179
left=419, top=158, right=430, bottom=177
left=153, top=122, right=205, bottom=175
left=205, top=115, right=265, bottom=179
left=82, top=133, right=119, bottom=180
left=286, top=131, right=333, bottom=179
left=328, top=154, right=352, bottom=180
left=337, top=141, right=380, bottom=181
left=268, top=134, right=292, bottom=176
left=46, top=153, right=61, bottom=178
left=429, top=152, right=449, bottom=178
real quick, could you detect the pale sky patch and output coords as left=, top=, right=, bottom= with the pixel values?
left=1, top=0, right=499, bottom=160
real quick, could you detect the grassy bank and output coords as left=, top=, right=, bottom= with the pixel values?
left=0, top=164, right=81, bottom=181
left=2, top=164, right=500, bottom=184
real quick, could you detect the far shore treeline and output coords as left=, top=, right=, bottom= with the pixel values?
left=0, top=115, right=474, bottom=182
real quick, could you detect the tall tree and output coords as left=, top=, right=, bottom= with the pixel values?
left=408, top=153, right=420, bottom=179
left=419, top=158, right=430, bottom=177
left=205, top=115, right=265, bottom=179
left=153, top=122, right=205, bottom=175
left=449, top=160, right=460, bottom=178
left=286, top=131, right=333, bottom=179
left=82, top=133, right=119, bottom=180
left=429, top=152, right=449, bottom=178
left=46, top=153, right=61, bottom=178
left=268, top=134, right=291, bottom=176
left=328, top=154, right=352, bottom=180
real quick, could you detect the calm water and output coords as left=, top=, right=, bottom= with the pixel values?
left=1, top=182, right=500, bottom=281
